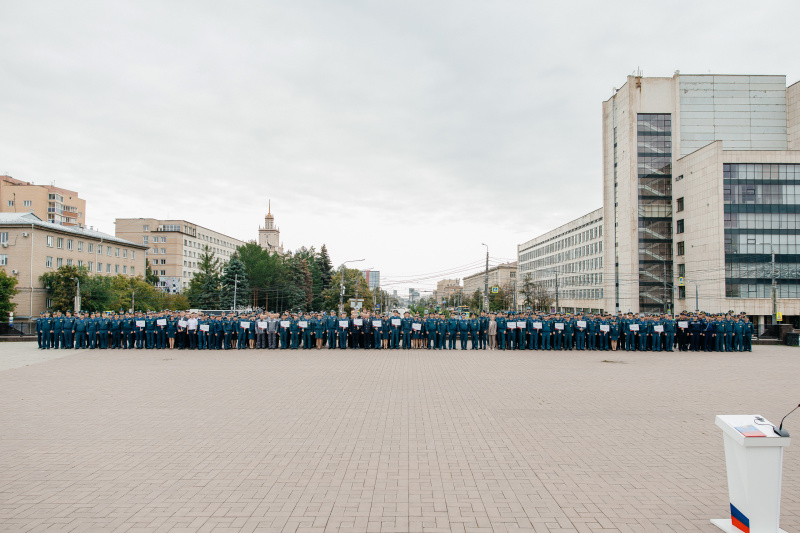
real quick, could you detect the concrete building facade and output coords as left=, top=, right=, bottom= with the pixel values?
left=462, top=262, right=517, bottom=302
left=1, top=175, right=86, bottom=227
left=115, top=218, right=246, bottom=293
left=434, top=278, right=462, bottom=303
left=0, top=213, right=146, bottom=322
left=602, top=72, right=800, bottom=326
left=517, top=208, right=605, bottom=314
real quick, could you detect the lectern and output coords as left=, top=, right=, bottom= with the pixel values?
left=712, top=415, right=791, bottom=533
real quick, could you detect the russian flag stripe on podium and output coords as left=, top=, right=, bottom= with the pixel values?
left=730, top=503, right=749, bottom=533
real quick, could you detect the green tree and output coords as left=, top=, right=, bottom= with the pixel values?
left=220, top=257, right=249, bottom=310
left=519, top=273, right=553, bottom=312
left=186, top=246, right=221, bottom=309
left=316, top=244, right=334, bottom=292
left=40, top=265, right=92, bottom=312
left=468, top=289, right=482, bottom=313
left=0, top=269, right=19, bottom=322
left=235, top=242, right=284, bottom=310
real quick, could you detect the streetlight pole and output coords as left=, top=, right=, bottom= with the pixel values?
left=72, top=277, right=81, bottom=314
left=481, top=243, right=489, bottom=313
left=131, top=290, right=135, bottom=313
left=233, top=274, right=238, bottom=311
left=339, top=259, right=365, bottom=314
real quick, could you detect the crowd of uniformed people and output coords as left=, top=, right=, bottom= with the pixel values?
left=34, top=308, right=755, bottom=352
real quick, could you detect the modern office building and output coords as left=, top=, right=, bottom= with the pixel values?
left=0, top=212, right=147, bottom=322
left=603, top=72, right=800, bottom=326
left=462, top=262, right=517, bottom=302
left=517, top=208, right=605, bottom=314
left=1, top=175, right=86, bottom=227
left=361, top=269, right=380, bottom=290
left=115, top=218, right=246, bottom=292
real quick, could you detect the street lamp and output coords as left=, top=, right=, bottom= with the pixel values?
left=481, top=243, right=489, bottom=313
left=339, top=259, right=365, bottom=314
left=71, top=277, right=81, bottom=314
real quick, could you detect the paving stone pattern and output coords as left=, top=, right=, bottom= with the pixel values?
left=1, top=345, right=798, bottom=532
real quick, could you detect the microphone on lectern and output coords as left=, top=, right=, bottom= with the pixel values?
left=773, top=403, right=800, bottom=437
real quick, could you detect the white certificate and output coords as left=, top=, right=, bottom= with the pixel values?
left=507, top=322, right=515, bottom=329
left=280, top=320, right=290, bottom=328
left=678, top=321, right=689, bottom=329
left=392, top=319, right=401, bottom=326
left=600, top=324, right=610, bottom=332
left=629, top=324, right=639, bottom=331
left=298, top=321, right=308, bottom=328
left=555, top=323, right=564, bottom=330
left=354, top=319, right=363, bottom=326
left=533, top=322, right=542, bottom=329
left=157, top=319, right=167, bottom=326
left=200, top=324, right=210, bottom=332
left=577, top=321, right=587, bottom=328
left=240, top=321, right=250, bottom=329
left=136, top=320, right=145, bottom=327
left=654, top=325, right=664, bottom=333
left=339, top=320, right=349, bottom=328
left=517, top=322, right=526, bottom=329
left=373, top=320, right=382, bottom=328
left=412, top=323, right=422, bottom=331
left=258, top=321, right=268, bottom=329
left=178, top=320, right=188, bottom=327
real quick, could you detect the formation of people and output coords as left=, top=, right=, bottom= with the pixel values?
left=34, top=308, right=755, bottom=352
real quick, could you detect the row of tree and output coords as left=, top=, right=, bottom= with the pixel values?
left=39, top=263, right=189, bottom=313
left=185, top=243, right=394, bottom=314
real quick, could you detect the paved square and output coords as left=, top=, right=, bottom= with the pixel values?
left=1, top=345, right=798, bottom=533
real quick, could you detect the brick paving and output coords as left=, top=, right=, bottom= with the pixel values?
left=0, top=345, right=798, bottom=533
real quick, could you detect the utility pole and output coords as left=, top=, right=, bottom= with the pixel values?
left=233, top=274, right=238, bottom=311
left=482, top=243, right=489, bottom=313
left=131, top=290, right=135, bottom=313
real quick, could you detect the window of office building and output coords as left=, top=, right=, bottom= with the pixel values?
left=676, top=219, right=684, bottom=234
left=723, top=163, right=800, bottom=297
left=0, top=232, right=7, bottom=244
left=677, top=241, right=684, bottom=255
left=24, top=200, right=31, bottom=207
left=0, top=254, right=7, bottom=266
left=637, top=114, right=673, bottom=313
left=678, top=286, right=686, bottom=299
left=56, top=237, right=63, bottom=249
left=143, top=236, right=148, bottom=245
left=46, top=256, right=52, bottom=268
left=143, top=225, right=149, bottom=231
left=676, top=197, right=684, bottom=212
left=97, top=262, right=103, bottom=272
left=678, top=263, right=685, bottom=277
left=88, top=243, right=94, bottom=253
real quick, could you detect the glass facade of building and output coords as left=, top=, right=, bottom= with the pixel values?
left=724, top=163, right=800, bottom=298
left=637, top=114, right=673, bottom=313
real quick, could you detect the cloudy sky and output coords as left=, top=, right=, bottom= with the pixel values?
left=2, top=1, right=799, bottom=294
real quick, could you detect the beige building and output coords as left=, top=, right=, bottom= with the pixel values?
left=0, top=212, right=146, bottom=322
left=603, top=72, right=800, bottom=327
left=463, top=262, right=517, bottom=302
left=258, top=201, right=283, bottom=253
left=115, top=218, right=247, bottom=292
left=517, top=208, right=605, bottom=314
left=1, top=175, right=86, bottom=227
left=434, top=278, right=462, bottom=303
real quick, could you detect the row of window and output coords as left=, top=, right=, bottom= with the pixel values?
left=520, top=240, right=603, bottom=270
left=141, top=224, right=237, bottom=250
left=724, top=163, right=800, bottom=181
left=525, top=257, right=604, bottom=278
left=563, top=288, right=604, bottom=301
left=44, top=236, right=135, bottom=259
left=142, top=236, right=167, bottom=245
left=7, top=200, right=33, bottom=207
left=43, top=257, right=135, bottom=275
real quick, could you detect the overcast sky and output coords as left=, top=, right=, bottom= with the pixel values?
left=2, top=1, right=799, bottom=294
